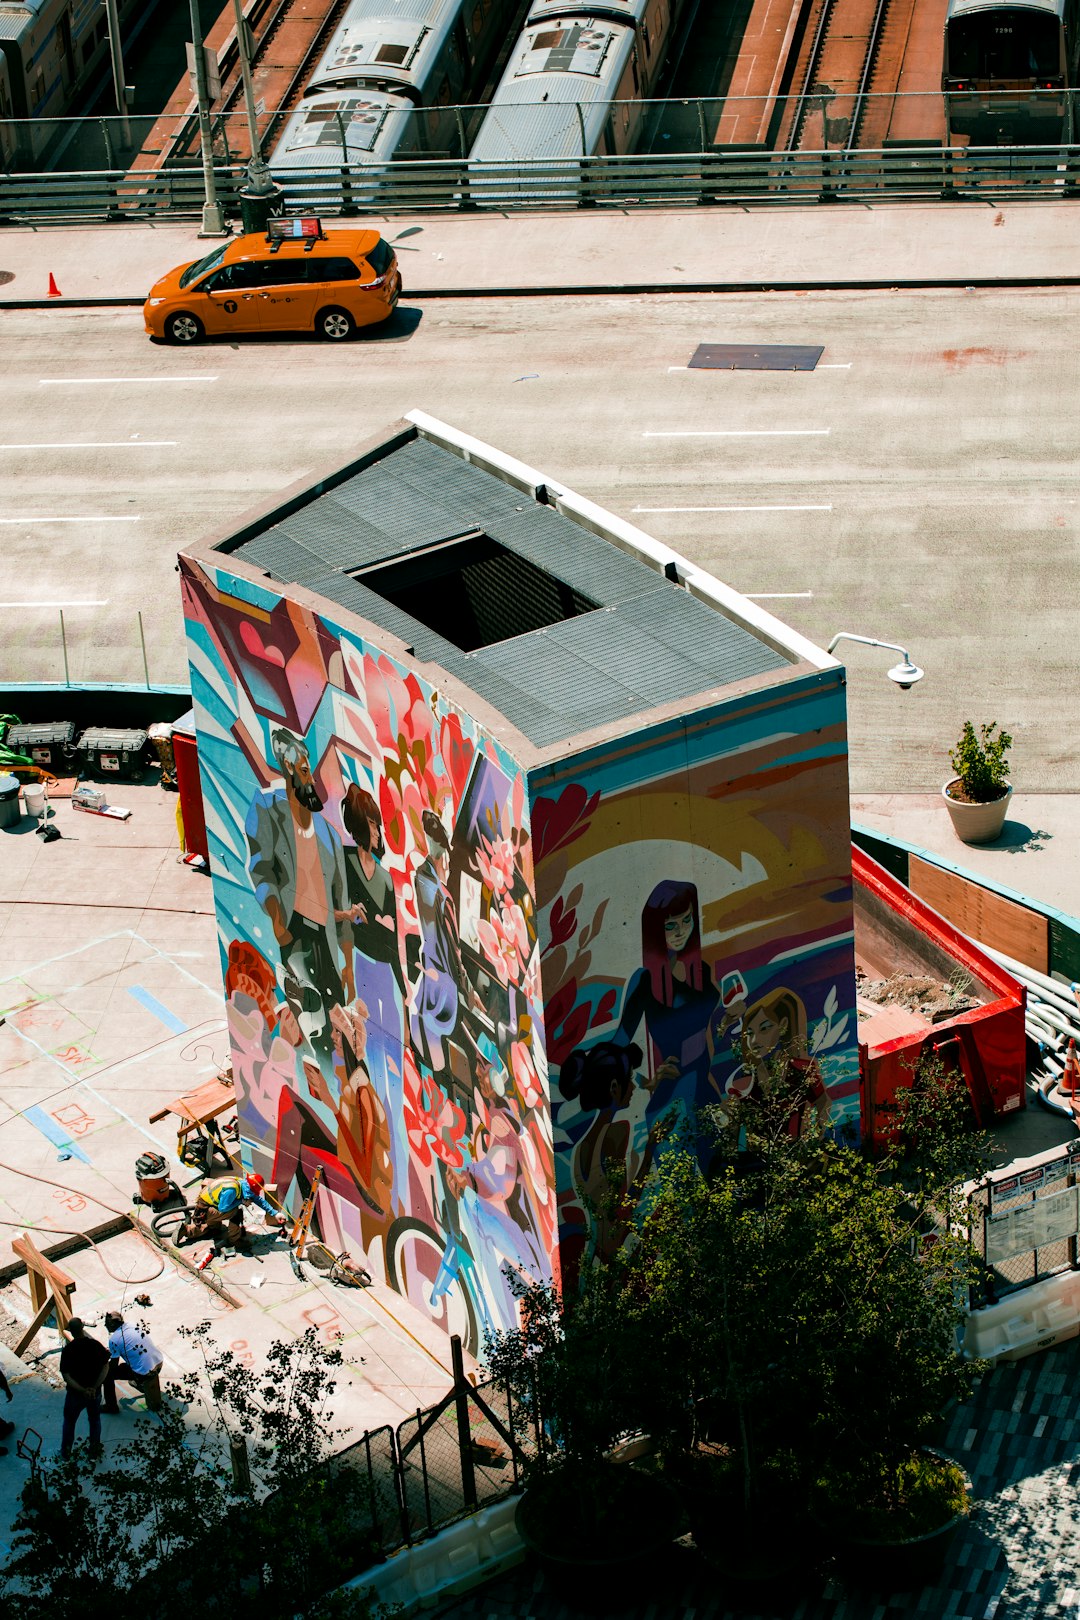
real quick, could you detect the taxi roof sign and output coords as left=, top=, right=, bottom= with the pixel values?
left=266, top=217, right=324, bottom=241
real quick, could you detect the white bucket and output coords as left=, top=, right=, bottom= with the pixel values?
left=23, top=782, right=46, bottom=818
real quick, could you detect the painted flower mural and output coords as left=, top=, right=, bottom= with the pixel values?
left=182, top=558, right=552, bottom=1353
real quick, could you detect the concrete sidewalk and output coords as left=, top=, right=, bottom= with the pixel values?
left=1, top=200, right=1079, bottom=305
left=854, top=792, right=1080, bottom=922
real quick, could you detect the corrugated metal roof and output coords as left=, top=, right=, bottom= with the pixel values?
left=226, top=437, right=790, bottom=752
left=0, top=9, right=33, bottom=42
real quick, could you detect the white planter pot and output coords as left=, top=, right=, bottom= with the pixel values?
left=942, top=781, right=1012, bottom=845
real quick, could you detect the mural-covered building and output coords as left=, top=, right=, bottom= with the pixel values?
left=179, top=411, right=859, bottom=1353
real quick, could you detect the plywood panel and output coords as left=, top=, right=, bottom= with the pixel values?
left=909, top=855, right=1048, bottom=972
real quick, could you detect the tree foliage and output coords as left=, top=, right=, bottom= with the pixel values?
left=486, top=1053, right=990, bottom=1533
left=0, top=1327, right=389, bottom=1620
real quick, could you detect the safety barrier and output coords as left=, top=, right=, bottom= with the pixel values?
left=326, top=1335, right=535, bottom=1578
left=1, top=144, right=1078, bottom=226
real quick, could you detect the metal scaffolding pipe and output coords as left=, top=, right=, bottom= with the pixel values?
left=979, top=942, right=1078, bottom=1007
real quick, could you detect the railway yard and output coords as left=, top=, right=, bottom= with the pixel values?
left=112, top=0, right=1074, bottom=183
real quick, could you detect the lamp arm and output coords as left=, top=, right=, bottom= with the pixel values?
left=827, top=631, right=912, bottom=663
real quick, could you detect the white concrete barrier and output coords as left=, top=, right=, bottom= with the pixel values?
left=965, top=1270, right=1080, bottom=1361
left=341, top=1495, right=525, bottom=1614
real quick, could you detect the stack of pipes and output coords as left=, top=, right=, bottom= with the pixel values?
left=974, top=941, right=1080, bottom=1104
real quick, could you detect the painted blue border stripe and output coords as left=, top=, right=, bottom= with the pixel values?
left=24, top=1105, right=90, bottom=1163
left=126, top=985, right=188, bottom=1035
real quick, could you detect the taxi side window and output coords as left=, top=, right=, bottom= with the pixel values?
left=310, top=256, right=361, bottom=283
left=253, top=261, right=311, bottom=287
left=204, top=261, right=260, bottom=291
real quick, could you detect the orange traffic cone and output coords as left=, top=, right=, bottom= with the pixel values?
left=47, top=273, right=62, bottom=298
left=1063, top=1038, right=1080, bottom=1096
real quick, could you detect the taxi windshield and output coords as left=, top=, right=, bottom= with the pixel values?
left=179, top=245, right=228, bottom=289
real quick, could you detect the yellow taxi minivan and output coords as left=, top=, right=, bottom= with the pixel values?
left=144, top=218, right=400, bottom=345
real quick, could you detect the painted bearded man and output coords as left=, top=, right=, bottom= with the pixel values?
left=247, top=729, right=351, bottom=1073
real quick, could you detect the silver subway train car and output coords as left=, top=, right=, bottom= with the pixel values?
left=943, top=0, right=1080, bottom=141
left=270, top=0, right=521, bottom=202
left=469, top=0, right=689, bottom=171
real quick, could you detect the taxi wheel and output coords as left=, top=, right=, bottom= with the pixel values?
left=317, top=306, right=356, bottom=342
left=165, top=311, right=205, bottom=346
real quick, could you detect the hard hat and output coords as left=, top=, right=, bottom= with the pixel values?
left=245, top=1172, right=265, bottom=1191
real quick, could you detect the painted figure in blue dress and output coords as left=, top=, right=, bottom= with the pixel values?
left=613, top=879, right=721, bottom=1127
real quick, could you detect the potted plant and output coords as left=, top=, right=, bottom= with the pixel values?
left=943, top=720, right=1013, bottom=844
left=484, top=1278, right=680, bottom=1607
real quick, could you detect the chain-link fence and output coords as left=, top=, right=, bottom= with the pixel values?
left=330, top=1337, right=534, bottom=1562
left=969, top=1141, right=1080, bottom=1299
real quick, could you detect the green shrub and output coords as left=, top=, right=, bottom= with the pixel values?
left=948, top=721, right=1012, bottom=803
left=811, top=1451, right=970, bottom=1542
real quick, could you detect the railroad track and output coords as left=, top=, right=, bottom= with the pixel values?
left=149, top=0, right=349, bottom=171
left=777, top=0, right=898, bottom=153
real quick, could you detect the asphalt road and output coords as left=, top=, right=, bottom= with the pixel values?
left=1, top=287, right=1077, bottom=793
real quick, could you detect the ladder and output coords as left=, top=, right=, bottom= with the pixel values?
left=289, top=1166, right=323, bottom=1263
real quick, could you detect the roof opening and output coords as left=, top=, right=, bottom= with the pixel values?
left=352, top=530, right=600, bottom=652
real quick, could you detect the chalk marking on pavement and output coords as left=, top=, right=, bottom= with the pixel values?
left=633, top=504, right=832, bottom=513
left=0, top=441, right=177, bottom=450
left=644, top=429, right=831, bottom=438
left=0, top=516, right=140, bottom=524
left=40, top=376, right=218, bottom=385
left=746, top=591, right=815, bottom=599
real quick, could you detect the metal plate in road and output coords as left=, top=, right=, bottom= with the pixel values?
left=688, top=343, right=824, bottom=370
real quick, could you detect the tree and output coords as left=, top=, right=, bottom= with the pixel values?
left=626, top=1053, right=991, bottom=1531
left=0, top=1327, right=388, bottom=1620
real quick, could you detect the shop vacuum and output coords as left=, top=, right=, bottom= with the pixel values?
left=134, top=1152, right=182, bottom=1209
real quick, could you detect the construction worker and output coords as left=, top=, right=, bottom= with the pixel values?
left=102, top=1312, right=164, bottom=1414
left=181, top=1172, right=286, bottom=1253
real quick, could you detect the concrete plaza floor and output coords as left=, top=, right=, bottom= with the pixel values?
left=0, top=776, right=471, bottom=1559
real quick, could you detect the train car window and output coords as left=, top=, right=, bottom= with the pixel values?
left=642, top=17, right=651, bottom=54
left=471, top=4, right=484, bottom=35
left=948, top=13, right=1060, bottom=76
left=375, top=43, right=409, bottom=65
left=534, top=30, right=566, bottom=49
left=437, top=75, right=451, bottom=104
left=631, top=51, right=639, bottom=93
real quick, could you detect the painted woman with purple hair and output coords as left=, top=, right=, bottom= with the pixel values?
left=613, top=879, right=721, bottom=1118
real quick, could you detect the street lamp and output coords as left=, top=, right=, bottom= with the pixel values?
left=827, top=632, right=925, bottom=691
left=103, top=0, right=131, bottom=150
left=232, top=0, right=276, bottom=197
left=232, top=0, right=284, bottom=228
left=189, top=0, right=228, bottom=236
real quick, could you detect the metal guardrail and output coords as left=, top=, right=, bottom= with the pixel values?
left=1, top=145, right=1078, bottom=225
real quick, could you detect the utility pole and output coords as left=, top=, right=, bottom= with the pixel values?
left=103, top=0, right=131, bottom=150
left=232, top=0, right=273, bottom=193
left=189, top=0, right=228, bottom=236
left=232, top=0, right=283, bottom=228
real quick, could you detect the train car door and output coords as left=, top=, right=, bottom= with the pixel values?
left=58, top=10, right=76, bottom=92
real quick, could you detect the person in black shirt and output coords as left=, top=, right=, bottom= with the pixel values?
left=59, top=1318, right=110, bottom=1459
left=0, top=1364, right=14, bottom=1455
